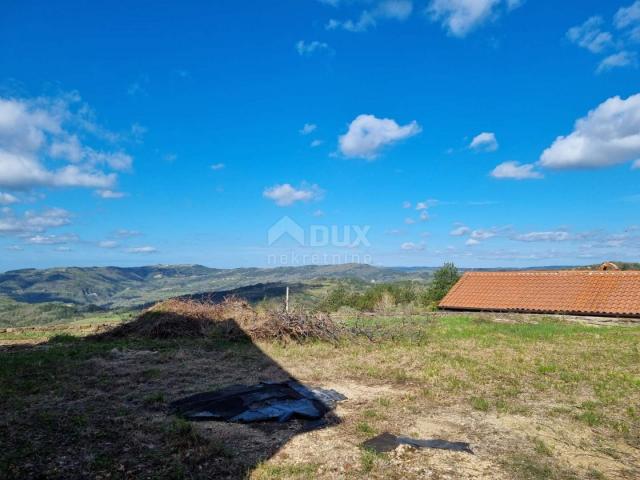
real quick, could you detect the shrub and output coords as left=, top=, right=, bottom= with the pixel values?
left=318, top=281, right=422, bottom=312
left=422, top=263, right=460, bottom=305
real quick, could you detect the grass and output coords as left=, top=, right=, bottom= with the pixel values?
left=253, top=462, right=319, bottom=480
left=1, top=314, right=639, bottom=479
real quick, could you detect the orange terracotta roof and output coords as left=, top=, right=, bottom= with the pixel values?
left=439, top=271, right=640, bottom=317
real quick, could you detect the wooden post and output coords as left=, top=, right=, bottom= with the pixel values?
left=285, top=286, right=290, bottom=313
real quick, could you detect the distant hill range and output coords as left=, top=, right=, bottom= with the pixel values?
left=1, top=262, right=636, bottom=309
left=0, top=264, right=437, bottom=308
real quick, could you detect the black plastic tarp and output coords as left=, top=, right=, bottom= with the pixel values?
left=170, top=380, right=346, bottom=423
left=362, top=432, right=474, bottom=454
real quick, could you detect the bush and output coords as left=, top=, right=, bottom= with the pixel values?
left=421, top=263, right=460, bottom=305
left=318, top=282, right=422, bottom=312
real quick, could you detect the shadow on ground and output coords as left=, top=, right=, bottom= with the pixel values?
left=0, top=319, right=339, bottom=479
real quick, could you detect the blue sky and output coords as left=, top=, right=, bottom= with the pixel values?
left=1, top=0, right=640, bottom=270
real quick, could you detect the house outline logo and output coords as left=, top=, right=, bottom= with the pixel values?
left=268, top=216, right=305, bottom=246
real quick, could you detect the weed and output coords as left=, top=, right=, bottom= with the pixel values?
left=252, top=462, right=319, bottom=479
left=533, top=438, right=553, bottom=457
left=359, top=448, right=384, bottom=474
left=356, top=421, right=376, bottom=436
left=471, top=396, right=490, bottom=412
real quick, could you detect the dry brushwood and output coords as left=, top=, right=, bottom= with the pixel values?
left=101, top=296, right=345, bottom=343
left=248, top=310, right=344, bottom=343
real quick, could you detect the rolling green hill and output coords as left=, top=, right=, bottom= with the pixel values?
left=0, top=264, right=437, bottom=309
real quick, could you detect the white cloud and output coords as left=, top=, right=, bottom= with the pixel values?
left=513, top=231, right=571, bottom=242
left=376, top=0, right=414, bottom=20
left=0, top=192, right=18, bottom=205
left=211, top=163, right=225, bottom=170
left=0, top=207, right=72, bottom=235
left=263, top=183, right=324, bottom=206
left=427, top=0, right=520, bottom=38
left=566, top=17, right=613, bottom=54
left=470, top=132, right=499, bottom=152
left=130, top=123, right=147, bottom=143
left=491, top=161, right=542, bottom=179
left=450, top=225, right=471, bottom=236
left=614, top=1, right=640, bottom=30
left=98, top=240, right=119, bottom=248
left=404, top=217, right=416, bottom=224
left=465, top=238, right=480, bottom=246
left=419, top=210, right=429, bottom=221
left=300, top=123, right=317, bottom=135
left=126, top=246, right=157, bottom=254
left=401, top=241, right=424, bottom=251
left=596, top=51, right=637, bottom=73
left=0, top=95, right=130, bottom=191
left=26, top=233, right=78, bottom=245
left=540, top=93, right=640, bottom=169
left=115, top=229, right=142, bottom=238
left=296, top=41, right=331, bottom=56
left=471, top=229, right=496, bottom=240
left=402, top=201, right=412, bottom=208
left=312, top=209, right=325, bottom=217
left=310, top=139, right=323, bottom=148
left=339, top=114, right=421, bottom=159
left=85, top=150, right=132, bottom=171
left=327, top=0, right=413, bottom=32
left=415, top=202, right=428, bottom=210
left=97, top=189, right=127, bottom=199
left=50, top=135, right=83, bottom=162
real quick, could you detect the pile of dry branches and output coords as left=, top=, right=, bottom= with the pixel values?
left=249, top=310, right=343, bottom=343
left=105, top=296, right=344, bottom=343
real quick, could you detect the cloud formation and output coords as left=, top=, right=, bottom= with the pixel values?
left=491, top=161, right=542, bottom=179
left=263, top=183, right=324, bottom=206
left=0, top=192, right=18, bottom=205
left=26, top=233, right=78, bottom=245
left=0, top=94, right=131, bottom=192
left=98, top=240, right=119, bottom=249
left=469, top=132, right=498, bottom=152
left=339, top=114, right=421, bottom=159
left=299, top=123, right=317, bottom=135
left=614, top=1, right=640, bottom=30
left=513, top=231, right=571, bottom=242
left=0, top=207, right=72, bottom=236
left=427, top=0, right=522, bottom=38
left=327, top=0, right=413, bottom=32
left=566, top=17, right=613, bottom=54
left=97, top=189, right=127, bottom=199
left=567, top=5, right=640, bottom=73
left=295, top=40, right=331, bottom=56
left=126, top=246, right=158, bottom=254
left=540, top=93, right=640, bottom=169
left=450, top=225, right=471, bottom=236
left=401, top=241, right=425, bottom=251
left=597, top=51, right=637, bottom=73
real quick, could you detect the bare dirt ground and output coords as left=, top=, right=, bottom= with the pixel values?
left=1, top=315, right=639, bottom=479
